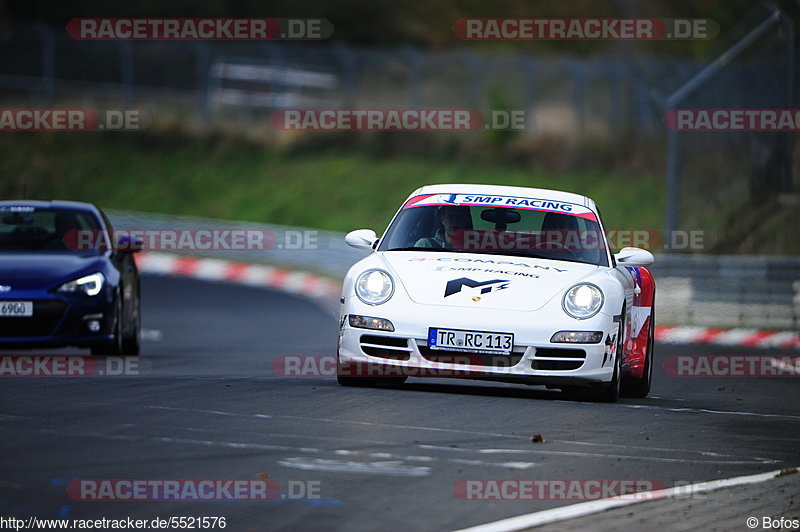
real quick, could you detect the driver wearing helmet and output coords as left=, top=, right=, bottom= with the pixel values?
left=414, top=205, right=472, bottom=249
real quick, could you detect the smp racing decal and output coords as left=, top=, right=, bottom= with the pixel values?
left=402, top=193, right=598, bottom=221
left=444, top=278, right=510, bottom=297
left=442, top=193, right=458, bottom=204
left=434, top=266, right=539, bottom=278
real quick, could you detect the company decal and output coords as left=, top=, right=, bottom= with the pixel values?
left=408, top=256, right=568, bottom=272
left=444, top=277, right=510, bottom=297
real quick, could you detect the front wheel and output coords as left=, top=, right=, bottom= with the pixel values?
left=336, top=351, right=407, bottom=386
left=622, top=307, right=654, bottom=398
left=597, top=310, right=624, bottom=403
left=91, top=294, right=123, bottom=357
left=120, top=289, right=141, bottom=357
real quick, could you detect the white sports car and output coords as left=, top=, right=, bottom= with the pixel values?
left=337, top=184, right=656, bottom=401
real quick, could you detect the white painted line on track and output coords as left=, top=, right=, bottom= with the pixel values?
left=141, top=328, right=162, bottom=341
left=452, top=468, right=796, bottom=532
left=416, top=444, right=777, bottom=465
left=278, top=457, right=432, bottom=477
left=613, top=403, right=800, bottom=421
left=145, top=405, right=778, bottom=465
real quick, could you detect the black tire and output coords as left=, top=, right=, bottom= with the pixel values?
left=622, top=307, right=654, bottom=398
left=597, top=308, right=624, bottom=403
left=120, top=289, right=141, bottom=357
left=376, top=376, right=408, bottom=386
left=91, top=294, right=123, bottom=357
left=336, top=351, right=407, bottom=386
left=337, top=349, right=376, bottom=386
left=558, top=385, right=582, bottom=399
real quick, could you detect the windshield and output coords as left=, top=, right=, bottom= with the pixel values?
left=0, top=206, right=104, bottom=253
left=378, top=198, right=609, bottom=266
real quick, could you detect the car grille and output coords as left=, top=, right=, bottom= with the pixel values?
left=360, top=335, right=412, bottom=361
left=0, top=300, right=68, bottom=337
left=531, top=348, right=587, bottom=371
left=417, top=343, right=524, bottom=368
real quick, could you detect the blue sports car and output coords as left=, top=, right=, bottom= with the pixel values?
left=0, top=200, right=141, bottom=356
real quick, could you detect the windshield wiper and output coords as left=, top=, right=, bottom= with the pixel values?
left=385, top=247, right=467, bottom=252
left=479, top=250, right=551, bottom=260
left=479, top=249, right=598, bottom=266
left=382, top=247, right=597, bottom=264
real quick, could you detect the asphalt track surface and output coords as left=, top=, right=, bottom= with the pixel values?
left=1, top=275, right=798, bottom=531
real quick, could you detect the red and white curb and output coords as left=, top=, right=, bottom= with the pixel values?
left=132, top=252, right=799, bottom=348
left=134, top=252, right=341, bottom=301
left=656, top=326, right=800, bottom=349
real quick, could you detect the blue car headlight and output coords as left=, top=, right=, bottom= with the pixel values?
left=57, top=272, right=105, bottom=296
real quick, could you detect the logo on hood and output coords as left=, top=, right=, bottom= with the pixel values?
left=444, top=277, right=509, bottom=297
left=0, top=285, right=10, bottom=293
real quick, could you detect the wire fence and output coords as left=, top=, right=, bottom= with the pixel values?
left=1, top=10, right=796, bottom=256
left=663, top=3, right=796, bottom=252
left=0, top=20, right=781, bottom=137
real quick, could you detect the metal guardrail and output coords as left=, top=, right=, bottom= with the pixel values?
left=108, top=210, right=800, bottom=329
left=106, top=209, right=370, bottom=277
left=650, top=256, right=800, bottom=329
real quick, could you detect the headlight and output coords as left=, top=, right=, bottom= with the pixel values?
left=551, top=331, right=604, bottom=343
left=348, top=315, right=395, bottom=331
left=57, top=273, right=105, bottom=296
left=562, top=283, right=603, bottom=319
left=355, top=269, right=394, bottom=305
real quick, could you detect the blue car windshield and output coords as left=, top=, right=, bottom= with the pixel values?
left=0, top=207, right=104, bottom=253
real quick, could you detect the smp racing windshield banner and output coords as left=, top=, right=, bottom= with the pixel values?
left=402, top=193, right=598, bottom=221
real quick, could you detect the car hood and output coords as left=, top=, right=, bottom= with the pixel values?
left=0, top=253, right=106, bottom=291
left=380, top=251, right=601, bottom=311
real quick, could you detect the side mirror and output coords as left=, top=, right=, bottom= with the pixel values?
left=116, top=234, right=143, bottom=253
left=345, top=229, right=378, bottom=250
left=614, top=247, right=654, bottom=267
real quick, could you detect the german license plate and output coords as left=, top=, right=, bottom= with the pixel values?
left=0, top=301, right=33, bottom=317
left=428, top=328, right=513, bottom=355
